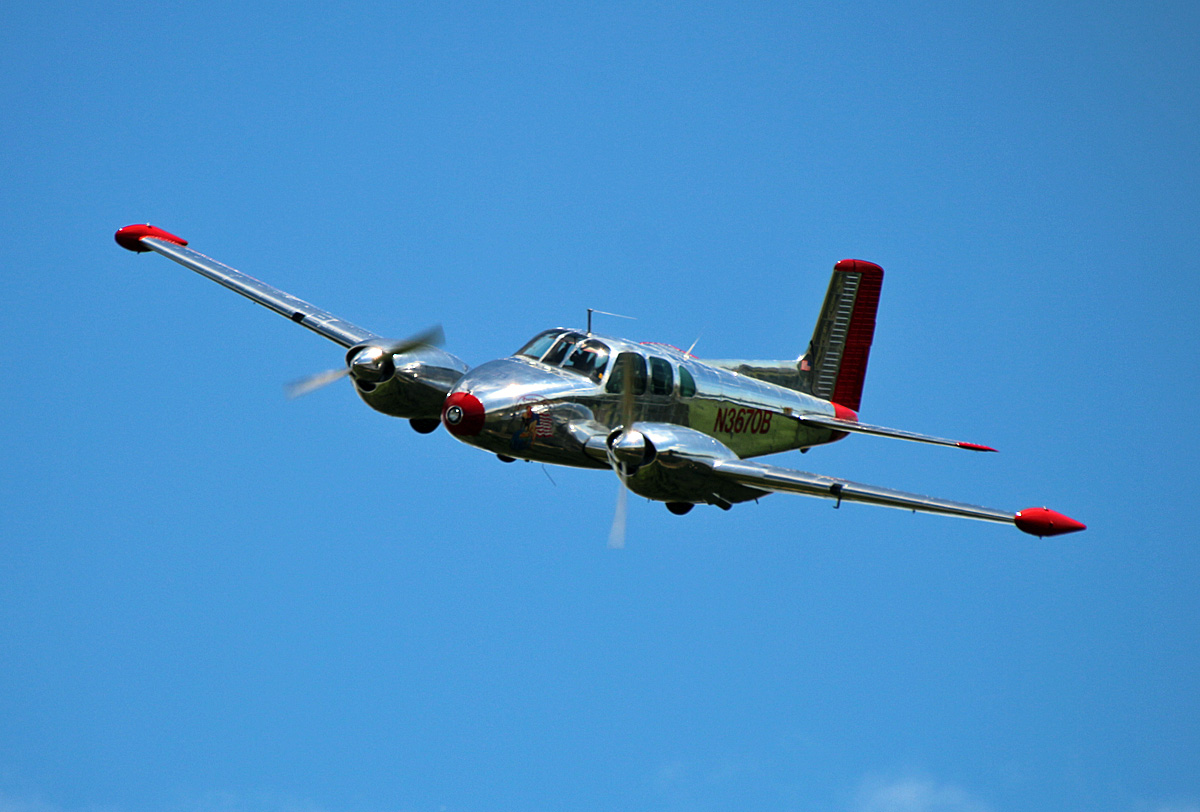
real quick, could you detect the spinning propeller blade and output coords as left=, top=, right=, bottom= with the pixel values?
left=381, top=325, right=445, bottom=357
left=606, top=352, right=639, bottom=549
left=608, top=484, right=628, bottom=549
left=286, top=325, right=444, bottom=399
left=286, top=367, right=350, bottom=399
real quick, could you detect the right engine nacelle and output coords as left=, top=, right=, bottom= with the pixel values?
left=618, top=423, right=770, bottom=509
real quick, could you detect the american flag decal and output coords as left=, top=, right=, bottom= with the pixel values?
left=535, top=411, right=554, bottom=437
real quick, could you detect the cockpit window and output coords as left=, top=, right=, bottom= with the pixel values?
left=515, top=329, right=564, bottom=360
left=518, top=330, right=610, bottom=382
left=562, top=339, right=610, bottom=382
left=543, top=332, right=585, bottom=366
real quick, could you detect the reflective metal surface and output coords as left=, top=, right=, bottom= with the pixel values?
left=141, top=236, right=468, bottom=419
left=120, top=225, right=1084, bottom=536
left=142, top=238, right=381, bottom=348
left=712, top=458, right=1013, bottom=525
left=353, top=344, right=469, bottom=418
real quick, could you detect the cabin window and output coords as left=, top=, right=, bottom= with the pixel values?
left=678, top=364, right=696, bottom=398
left=649, top=357, right=673, bottom=396
left=606, top=352, right=647, bottom=395
left=543, top=331, right=585, bottom=366
left=562, top=338, right=610, bottom=382
left=515, top=329, right=563, bottom=360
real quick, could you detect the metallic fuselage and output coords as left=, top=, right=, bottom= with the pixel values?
left=433, top=332, right=842, bottom=469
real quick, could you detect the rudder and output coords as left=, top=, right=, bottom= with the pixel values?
left=800, top=259, right=884, bottom=412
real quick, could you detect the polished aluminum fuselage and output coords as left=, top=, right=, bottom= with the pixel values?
left=438, top=332, right=841, bottom=470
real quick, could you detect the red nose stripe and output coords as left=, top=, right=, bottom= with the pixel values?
left=1014, top=508, right=1086, bottom=537
left=442, top=392, right=485, bottom=436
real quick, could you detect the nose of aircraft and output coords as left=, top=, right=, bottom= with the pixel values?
left=442, top=391, right=485, bottom=436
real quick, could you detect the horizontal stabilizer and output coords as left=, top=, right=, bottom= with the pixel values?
left=797, top=414, right=996, bottom=452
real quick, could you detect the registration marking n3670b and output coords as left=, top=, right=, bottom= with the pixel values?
left=714, top=406, right=773, bottom=435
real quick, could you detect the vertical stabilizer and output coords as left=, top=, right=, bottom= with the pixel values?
left=801, top=259, right=884, bottom=412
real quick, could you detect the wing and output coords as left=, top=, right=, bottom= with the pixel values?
left=594, top=422, right=1084, bottom=536
left=710, top=457, right=1085, bottom=537
left=115, top=224, right=381, bottom=348
left=115, top=224, right=470, bottom=417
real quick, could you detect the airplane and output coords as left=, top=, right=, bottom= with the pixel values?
left=114, top=223, right=1085, bottom=545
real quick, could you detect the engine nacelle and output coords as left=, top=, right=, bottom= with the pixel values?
left=345, top=344, right=396, bottom=390
left=347, top=344, right=469, bottom=419
left=606, top=427, right=657, bottom=472
left=615, top=423, right=770, bottom=508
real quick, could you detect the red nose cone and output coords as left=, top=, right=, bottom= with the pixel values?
left=1014, top=507, right=1087, bottom=537
left=442, top=391, right=485, bottom=436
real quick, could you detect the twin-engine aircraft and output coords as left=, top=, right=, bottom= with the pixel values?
left=115, top=224, right=1085, bottom=545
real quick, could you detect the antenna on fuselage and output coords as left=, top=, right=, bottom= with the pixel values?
left=586, top=308, right=636, bottom=335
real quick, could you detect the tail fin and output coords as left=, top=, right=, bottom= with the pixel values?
left=800, top=259, right=884, bottom=412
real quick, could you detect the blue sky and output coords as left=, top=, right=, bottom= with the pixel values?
left=2, top=2, right=1198, bottom=811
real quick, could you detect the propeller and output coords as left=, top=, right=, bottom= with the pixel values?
left=606, top=353, right=654, bottom=549
left=285, top=325, right=444, bottom=399
left=609, top=481, right=628, bottom=550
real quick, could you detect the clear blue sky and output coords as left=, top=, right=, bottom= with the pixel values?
left=2, top=2, right=1198, bottom=811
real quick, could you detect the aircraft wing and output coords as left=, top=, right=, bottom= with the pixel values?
left=709, top=457, right=1085, bottom=537
left=115, top=224, right=382, bottom=348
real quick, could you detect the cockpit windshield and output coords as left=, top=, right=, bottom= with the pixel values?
left=514, top=330, right=610, bottom=383
left=542, top=331, right=583, bottom=366
left=515, top=329, right=564, bottom=360
left=562, top=338, right=610, bottom=382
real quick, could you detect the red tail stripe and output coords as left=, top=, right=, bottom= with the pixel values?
left=830, top=260, right=884, bottom=412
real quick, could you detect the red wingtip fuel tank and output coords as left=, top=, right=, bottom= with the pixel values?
left=442, top=391, right=485, bottom=437
left=115, top=224, right=188, bottom=252
left=1014, top=507, right=1087, bottom=537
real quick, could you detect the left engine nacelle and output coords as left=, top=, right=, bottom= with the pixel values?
left=348, top=344, right=469, bottom=419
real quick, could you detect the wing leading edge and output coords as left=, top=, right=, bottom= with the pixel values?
left=115, top=224, right=382, bottom=348
left=710, top=458, right=1085, bottom=537
left=115, top=224, right=470, bottom=416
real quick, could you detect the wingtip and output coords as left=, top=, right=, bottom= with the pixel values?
left=115, top=224, right=188, bottom=252
left=1014, top=507, right=1086, bottom=537
left=957, top=442, right=998, bottom=452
